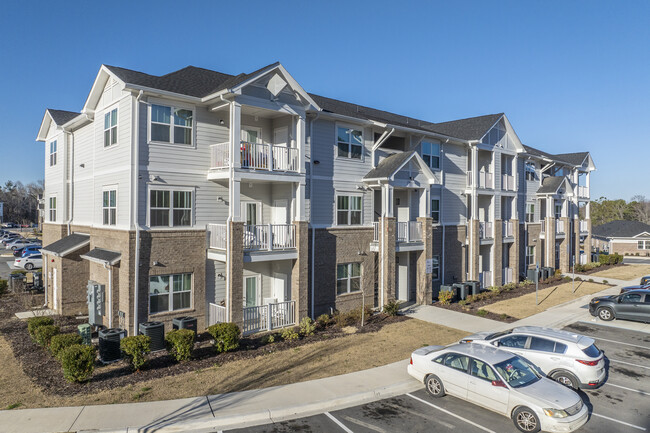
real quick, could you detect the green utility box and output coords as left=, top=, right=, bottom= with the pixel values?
left=78, top=323, right=91, bottom=345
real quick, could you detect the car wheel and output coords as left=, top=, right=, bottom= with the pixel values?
left=513, top=406, right=541, bottom=433
left=551, top=371, right=579, bottom=389
left=424, top=374, right=445, bottom=398
left=598, top=307, right=614, bottom=321
left=24, top=263, right=34, bottom=270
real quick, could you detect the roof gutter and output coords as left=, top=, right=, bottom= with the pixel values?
left=132, top=90, right=145, bottom=336
left=376, top=121, right=471, bottom=146
left=124, top=84, right=203, bottom=104
left=371, top=128, right=395, bottom=169
left=308, top=112, right=320, bottom=318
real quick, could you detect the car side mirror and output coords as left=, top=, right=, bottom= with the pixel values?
left=493, top=341, right=501, bottom=347
left=618, top=297, right=623, bottom=303
left=491, top=380, right=507, bottom=388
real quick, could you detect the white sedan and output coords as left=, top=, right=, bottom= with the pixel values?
left=13, top=254, right=43, bottom=270
left=408, top=343, right=588, bottom=432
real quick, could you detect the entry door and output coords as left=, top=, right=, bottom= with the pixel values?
left=241, top=126, right=261, bottom=144
left=272, top=272, right=287, bottom=302
left=273, top=126, right=288, bottom=147
left=52, top=268, right=58, bottom=311
left=242, top=202, right=260, bottom=226
left=272, top=200, right=288, bottom=225
left=396, top=253, right=409, bottom=302
left=244, top=275, right=260, bottom=307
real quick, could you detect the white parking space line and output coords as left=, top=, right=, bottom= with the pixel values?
left=595, top=336, right=650, bottom=350
left=406, top=393, right=496, bottom=433
left=325, top=412, right=355, bottom=433
left=341, top=415, right=388, bottom=433
left=384, top=402, right=456, bottom=429
left=610, top=358, right=650, bottom=370
left=591, top=413, right=646, bottom=431
left=605, top=382, right=650, bottom=397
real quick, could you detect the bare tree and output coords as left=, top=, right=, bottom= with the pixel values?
left=630, top=195, right=650, bottom=225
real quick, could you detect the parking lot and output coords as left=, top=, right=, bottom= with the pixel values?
left=229, top=323, right=650, bottom=433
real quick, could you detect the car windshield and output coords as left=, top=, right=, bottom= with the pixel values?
left=494, top=357, right=541, bottom=388
left=582, top=344, right=600, bottom=358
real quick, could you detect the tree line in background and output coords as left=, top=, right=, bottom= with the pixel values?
left=0, top=180, right=44, bottom=224
left=588, top=195, right=650, bottom=226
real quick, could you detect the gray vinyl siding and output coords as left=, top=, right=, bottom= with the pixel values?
left=519, top=158, right=541, bottom=221
left=441, top=142, right=467, bottom=225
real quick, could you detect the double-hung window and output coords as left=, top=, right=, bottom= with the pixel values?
left=49, top=140, right=57, bottom=166
left=150, top=104, right=193, bottom=145
left=150, top=189, right=193, bottom=227
left=336, top=263, right=361, bottom=295
left=49, top=196, right=56, bottom=222
left=638, top=240, right=650, bottom=250
left=526, top=246, right=535, bottom=267
left=149, top=273, right=192, bottom=314
left=432, top=255, right=440, bottom=280
left=525, top=203, right=535, bottom=223
left=431, top=198, right=440, bottom=223
left=525, top=162, right=536, bottom=181
left=337, top=195, right=362, bottom=225
left=102, top=189, right=117, bottom=225
left=337, top=126, right=363, bottom=159
left=104, top=108, right=118, bottom=147
left=422, top=141, right=440, bottom=169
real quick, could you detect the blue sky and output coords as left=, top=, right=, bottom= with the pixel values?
left=1, top=0, right=648, bottom=200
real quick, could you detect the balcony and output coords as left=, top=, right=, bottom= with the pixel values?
left=556, top=219, right=565, bottom=234
left=207, top=223, right=296, bottom=251
left=397, top=221, right=423, bottom=243
left=480, top=270, right=493, bottom=287
left=501, top=174, right=515, bottom=191
left=502, top=267, right=514, bottom=284
left=208, top=301, right=296, bottom=336
left=502, top=221, right=514, bottom=238
left=577, top=186, right=589, bottom=199
left=479, top=221, right=494, bottom=240
left=579, top=220, right=589, bottom=233
left=210, top=141, right=299, bottom=173
left=467, top=171, right=494, bottom=189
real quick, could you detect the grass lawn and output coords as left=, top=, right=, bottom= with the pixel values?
left=481, top=281, right=609, bottom=320
left=0, top=318, right=465, bottom=410
left=590, top=264, right=650, bottom=281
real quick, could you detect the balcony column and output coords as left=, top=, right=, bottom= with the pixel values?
left=560, top=216, right=571, bottom=273
left=296, top=114, right=306, bottom=175
left=380, top=216, right=396, bottom=306
left=494, top=218, right=503, bottom=287
left=383, top=184, right=394, bottom=217
left=416, top=216, right=433, bottom=304
left=294, top=182, right=306, bottom=221
left=227, top=221, right=244, bottom=326
left=229, top=101, right=241, bottom=169
left=546, top=197, right=556, bottom=268
left=291, top=220, right=308, bottom=321
left=419, top=188, right=430, bottom=218
left=509, top=218, right=520, bottom=282
left=574, top=214, right=581, bottom=266
left=586, top=171, right=591, bottom=196
left=229, top=179, right=241, bottom=222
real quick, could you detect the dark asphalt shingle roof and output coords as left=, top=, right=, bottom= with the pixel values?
left=364, top=151, right=415, bottom=180
left=81, top=248, right=121, bottom=265
left=537, top=176, right=566, bottom=194
left=41, top=233, right=90, bottom=257
left=47, top=109, right=80, bottom=125
left=592, top=220, right=650, bottom=238
left=427, top=113, right=504, bottom=141
left=523, top=145, right=590, bottom=167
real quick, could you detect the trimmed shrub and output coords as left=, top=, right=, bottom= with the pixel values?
left=299, top=317, right=316, bottom=336
left=207, top=323, right=240, bottom=353
left=50, top=333, right=83, bottom=359
left=476, top=309, right=488, bottom=317
left=316, top=313, right=330, bottom=327
left=383, top=300, right=401, bottom=316
left=27, top=316, right=54, bottom=340
left=438, top=289, right=453, bottom=305
left=165, top=329, right=195, bottom=362
left=33, top=325, right=60, bottom=348
left=121, top=335, right=151, bottom=371
left=281, top=327, right=299, bottom=341
left=0, top=279, right=7, bottom=296
left=60, top=344, right=96, bottom=382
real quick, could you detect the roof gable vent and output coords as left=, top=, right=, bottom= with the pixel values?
left=266, top=73, right=287, bottom=97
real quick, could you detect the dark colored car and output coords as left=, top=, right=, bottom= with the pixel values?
left=641, top=276, right=650, bottom=286
left=13, top=245, right=41, bottom=257
left=620, top=283, right=650, bottom=294
left=589, top=289, right=650, bottom=323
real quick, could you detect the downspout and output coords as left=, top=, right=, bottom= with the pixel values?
left=380, top=185, right=385, bottom=309
left=440, top=142, right=446, bottom=285
left=133, top=90, right=144, bottom=335
left=220, top=95, right=233, bottom=321
left=63, top=128, right=75, bottom=235
left=105, top=262, right=113, bottom=328
left=308, top=112, right=319, bottom=318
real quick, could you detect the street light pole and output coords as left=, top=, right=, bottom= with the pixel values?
left=535, top=262, right=539, bottom=305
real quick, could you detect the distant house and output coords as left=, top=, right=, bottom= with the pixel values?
left=592, top=220, right=650, bottom=255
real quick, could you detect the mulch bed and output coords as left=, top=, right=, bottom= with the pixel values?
left=434, top=276, right=580, bottom=323
left=0, top=292, right=406, bottom=397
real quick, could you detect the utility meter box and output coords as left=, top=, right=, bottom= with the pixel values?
left=87, top=281, right=105, bottom=326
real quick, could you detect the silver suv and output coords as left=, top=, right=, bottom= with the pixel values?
left=460, top=326, right=606, bottom=389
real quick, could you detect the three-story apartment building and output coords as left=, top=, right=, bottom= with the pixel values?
left=37, top=62, right=595, bottom=335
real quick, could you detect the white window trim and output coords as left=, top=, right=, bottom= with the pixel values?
left=525, top=202, right=535, bottom=223
left=243, top=274, right=262, bottom=307
left=147, top=99, right=197, bottom=149
left=241, top=125, right=263, bottom=144
left=336, top=262, right=362, bottom=296
left=421, top=140, right=441, bottom=170
left=241, top=200, right=263, bottom=226
left=149, top=272, right=194, bottom=315
left=334, top=123, right=364, bottom=161
left=48, top=195, right=57, bottom=222
left=526, top=245, right=535, bottom=267
left=432, top=255, right=441, bottom=281
left=334, top=192, right=363, bottom=227
left=102, top=186, right=118, bottom=226
left=525, top=162, right=536, bottom=181
left=146, top=185, right=195, bottom=228
left=103, top=104, right=119, bottom=148
left=431, top=197, right=441, bottom=224
left=49, top=140, right=57, bottom=167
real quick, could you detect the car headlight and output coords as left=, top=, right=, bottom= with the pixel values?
left=543, top=408, right=569, bottom=418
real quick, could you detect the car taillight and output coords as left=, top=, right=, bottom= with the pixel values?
left=410, top=357, right=413, bottom=365
left=576, top=359, right=599, bottom=366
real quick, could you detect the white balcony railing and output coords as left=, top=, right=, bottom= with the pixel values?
left=502, top=267, right=514, bottom=284
left=479, top=221, right=494, bottom=240
left=480, top=270, right=493, bottom=287
left=208, top=303, right=227, bottom=326
left=579, top=220, right=588, bottom=233
left=467, top=171, right=494, bottom=189
left=242, top=300, right=296, bottom=335
left=207, top=223, right=295, bottom=251
left=210, top=141, right=299, bottom=172
left=577, top=186, right=589, bottom=199
left=373, top=222, right=379, bottom=242
left=396, top=221, right=423, bottom=243
left=556, top=220, right=565, bottom=234
left=502, top=174, right=515, bottom=191
left=502, top=221, right=514, bottom=238
left=244, top=224, right=296, bottom=250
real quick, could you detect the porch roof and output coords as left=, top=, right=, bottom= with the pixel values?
left=41, top=233, right=90, bottom=257
left=80, top=248, right=121, bottom=266
left=363, top=151, right=437, bottom=184
left=536, top=176, right=573, bottom=195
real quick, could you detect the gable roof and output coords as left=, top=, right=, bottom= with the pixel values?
left=428, top=113, right=504, bottom=141
left=537, top=176, right=571, bottom=195
left=554, top=152, right=589, bottom=166
left=363, top=151, right=437, bottom=184
left=592, top=220, right=650, bottom=239
left=48, top=109, right=80, bottom=125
